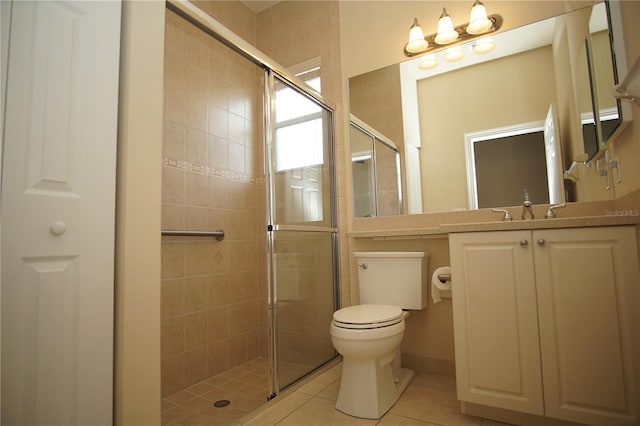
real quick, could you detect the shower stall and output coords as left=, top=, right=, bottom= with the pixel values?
left=160, top=0, right=339, bottom=419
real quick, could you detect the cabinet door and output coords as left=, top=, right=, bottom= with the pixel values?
left=450, top=231, right=544, bottom=415
left=534, top=226, right=639, bottom=426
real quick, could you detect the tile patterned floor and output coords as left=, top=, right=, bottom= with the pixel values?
left=161, top=358, right=270, bottom=426
left=162, top=358, right=511, bottom=426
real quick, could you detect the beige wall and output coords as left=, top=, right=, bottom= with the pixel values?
left=350, top=65, right=403, bottom=144
left=116, top=1, right=164, bottom=424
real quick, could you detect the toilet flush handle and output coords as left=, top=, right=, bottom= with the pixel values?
left=358, top=263, right=368, bottom=270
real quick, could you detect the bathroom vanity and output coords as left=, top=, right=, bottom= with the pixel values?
left=348, top=204, right=640, bottom=426
left=450, top=226, right=639, bottom=426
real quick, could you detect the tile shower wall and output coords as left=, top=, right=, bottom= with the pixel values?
left=160, top=9, right=266, bottom=398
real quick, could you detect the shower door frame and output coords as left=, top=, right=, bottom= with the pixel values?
left=166, top=0, right=340, bottom=400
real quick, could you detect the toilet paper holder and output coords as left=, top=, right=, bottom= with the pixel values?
left=437, top=273, right=451, bottom=282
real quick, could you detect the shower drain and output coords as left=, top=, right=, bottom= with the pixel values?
left=213, top=399, right=231, bottom=408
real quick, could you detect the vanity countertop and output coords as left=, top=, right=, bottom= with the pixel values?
left=347, top=214, right=640, bottom=239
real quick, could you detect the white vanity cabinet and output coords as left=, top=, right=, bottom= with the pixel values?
left=450, top=226, right=639, bottom=426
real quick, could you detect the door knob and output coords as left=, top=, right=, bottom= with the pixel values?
left=537, top=239, right=546, bottom=246
left=50, top=221, right=66, bottom=236
left=519, top=239, right=528, bottom=247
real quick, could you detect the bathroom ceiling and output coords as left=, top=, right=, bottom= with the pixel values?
left=241, top=1, right=281, bottom=13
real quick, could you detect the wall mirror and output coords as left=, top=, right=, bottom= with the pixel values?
left=349, top=0, right=630, bottom=216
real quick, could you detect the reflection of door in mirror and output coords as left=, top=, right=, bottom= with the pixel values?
left=464, top=105, right=565, bottom=209
left=465, top=124, right=549, bottom=209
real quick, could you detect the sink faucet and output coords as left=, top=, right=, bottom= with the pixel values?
left=522, top=190, right=534, bottom=220
left=522, top=200, right=534, bottom=220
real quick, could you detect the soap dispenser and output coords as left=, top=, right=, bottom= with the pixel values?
left=522, top=189, right=534, bottom=220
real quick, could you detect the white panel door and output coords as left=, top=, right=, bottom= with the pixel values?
left=534, top=226, right=639, bottom=426
left=1, top=1, right=121, bottom=425
left=450, top=231, right=544, bottom=415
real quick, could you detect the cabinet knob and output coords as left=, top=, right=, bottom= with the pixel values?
left=519, top=239, right=529, bottom=247
left=50, top=221, right=66, bottom=236
left=537, top=239, right=546, bottom=247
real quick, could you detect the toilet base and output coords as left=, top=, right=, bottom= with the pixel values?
left=335, top=363, right=414, bottom=419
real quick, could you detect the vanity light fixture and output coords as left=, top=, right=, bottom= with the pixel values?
left=403, top=0, right=502, bottom=57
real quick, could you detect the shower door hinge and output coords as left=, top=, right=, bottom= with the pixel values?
left=267, top=224, right=274, bottom=232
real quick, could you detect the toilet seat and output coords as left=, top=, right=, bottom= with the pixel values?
left=332, top=304, right=403, bottom=330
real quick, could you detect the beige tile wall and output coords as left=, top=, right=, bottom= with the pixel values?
left=161, top=8, right=267, bottom=398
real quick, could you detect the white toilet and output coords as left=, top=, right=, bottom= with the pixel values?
left=330, top=251, right=428, bottom=419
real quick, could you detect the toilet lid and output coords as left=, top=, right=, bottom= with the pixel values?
left=332, top=304, right=403, bottom=329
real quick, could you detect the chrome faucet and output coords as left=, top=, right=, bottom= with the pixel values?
left=522, top=190, right=534, bottom=220
left=522, top=200, right=534, bottom=220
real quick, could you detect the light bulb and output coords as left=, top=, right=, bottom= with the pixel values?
left=406, top=18, right=428, bottom=53
left=467, top=0, right=493, bottom=35
left=435, top=8, right=458, bottom=45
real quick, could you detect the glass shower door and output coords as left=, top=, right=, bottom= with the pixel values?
left=266, top=72, right=338, bottom=393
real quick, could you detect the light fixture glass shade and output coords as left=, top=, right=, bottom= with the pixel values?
left=472, top=37, right=496, bottom=54
left=418, top=54, right=438, bottom=70
left=466, top=0, right=492, bottom=34
left=444, top=46, right=465, bottom=62
left=435, top=8, right=458, bottom=45
left=406, top=18, right=428, bottom=53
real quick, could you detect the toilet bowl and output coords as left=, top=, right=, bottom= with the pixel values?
left=330, top=252, right=428, bottom=419
left=330, top=304, right=413, bottom=419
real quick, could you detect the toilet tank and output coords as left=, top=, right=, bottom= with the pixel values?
left=354, top=252, right=428, bottom=310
